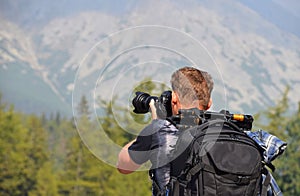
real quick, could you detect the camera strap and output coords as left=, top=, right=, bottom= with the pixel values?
left=167, top=108, right=253, bottom=131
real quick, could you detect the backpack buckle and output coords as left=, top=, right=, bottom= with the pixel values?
left=178, top=178, right=188, bottom=188
left=237, top=176, right=250, bottom=185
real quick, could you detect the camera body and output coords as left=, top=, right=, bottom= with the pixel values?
left=132, top=90, right=173, bottom=118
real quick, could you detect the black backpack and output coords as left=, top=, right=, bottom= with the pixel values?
left=165, top=109, right=271, bottom=196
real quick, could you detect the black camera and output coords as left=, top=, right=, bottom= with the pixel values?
left=132, top=90, right=173, bottom=118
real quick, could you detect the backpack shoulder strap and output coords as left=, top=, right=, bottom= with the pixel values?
left=149, top=169, right=166, bottom=196
left=261, top=168, right=272, bottom=196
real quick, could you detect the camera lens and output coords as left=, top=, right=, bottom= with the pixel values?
left=132, top=92, right=157, bottom=114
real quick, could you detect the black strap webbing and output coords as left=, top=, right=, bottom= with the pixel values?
left=186, top=162, right=260, bottom=185
left=261, top=169, right=271, bottom=196
left=149, top=170, right=164, bottom=196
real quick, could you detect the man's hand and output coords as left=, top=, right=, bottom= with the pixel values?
left=149, top=99, right=158, bottom=120
left=150, top=98, right=170, bottom=119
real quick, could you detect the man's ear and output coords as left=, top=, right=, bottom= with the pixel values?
left=172, top=91, right=178, bottom=104
left=206, top=98, right=213, bottom=110
left=171, top=91, right=180, bottom=115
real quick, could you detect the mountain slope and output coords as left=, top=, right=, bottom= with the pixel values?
left=0, top=0, right=299, bottom=116
left=0, top=19, right=70, bottom=116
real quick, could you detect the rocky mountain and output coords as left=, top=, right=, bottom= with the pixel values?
left=0, top=0, right=299, bottom=118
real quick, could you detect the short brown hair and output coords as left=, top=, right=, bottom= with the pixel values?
left=171, top=67, right=214, bottom=108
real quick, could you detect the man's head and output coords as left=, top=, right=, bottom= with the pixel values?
left=170, top=66, right=214, bottom=114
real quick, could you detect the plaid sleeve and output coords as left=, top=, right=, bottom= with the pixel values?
left=245, top=129, right=287, bottom=163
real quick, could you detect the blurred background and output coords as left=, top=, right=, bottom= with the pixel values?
left=0, top=0, right=299, bottom=195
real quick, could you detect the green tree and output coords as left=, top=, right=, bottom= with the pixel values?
left=29, top=162, right=58, bottom=196
left=0, top=99, right=57, bottom=195
left=59, top=96, right=103, bottom=195
left=77, top=95, right=91, bottom=118
left=0, top=106, right=30, bottom=195
left=273, top=101, right=300, bottom=195
left=26, top=115, right=58, bottom=195
left=47, top=116, right=74, bottom=171
left=102, top=168, right=151, bottom=195
left=59, top=133, right=102, bottom=195
left=98, top=98, right=131, bottom=146
left=255, top=88, right=300, bottom=195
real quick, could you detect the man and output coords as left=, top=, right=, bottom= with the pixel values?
left=117, top=66, right=214, bottom=195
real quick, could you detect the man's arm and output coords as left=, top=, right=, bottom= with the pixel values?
left=117, top=139, right=141, bottom=174
left=117, top=100, right=157, bottom=174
